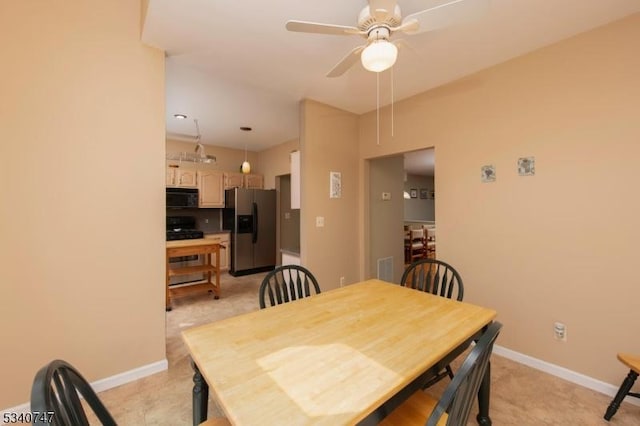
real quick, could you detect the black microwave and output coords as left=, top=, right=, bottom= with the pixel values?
left=166, top=188, right=199, bottom=208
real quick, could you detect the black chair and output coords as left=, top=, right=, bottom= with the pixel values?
left=259, top=265, right=321, bottom=309
left=31, top=359, right=116, bottom=426
left=401, top=258, right=464, bottom=387
left=401, top=258, right=463, bottom=302
left=604, top=353, right=640, bottom=421
left=380, top=322, right=503, bottom=426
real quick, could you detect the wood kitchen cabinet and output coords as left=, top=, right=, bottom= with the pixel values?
left=205, top=233, right=230, bottom=271
left=166, top=167, right=198, bottom=188
left=224, top=172, right=245, bottom=189
left=197, top=170, right=224, bottom=207
left=244, top=173, right=264, bottom=189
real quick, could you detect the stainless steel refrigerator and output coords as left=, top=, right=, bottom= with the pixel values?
left=223, top=188, right=276, bottom=276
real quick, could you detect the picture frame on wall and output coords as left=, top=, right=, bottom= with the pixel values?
left=410, top=188, right=418, bottom=199
left=481, top=165, right=496, bottom=183
left=420, top=188, right=429, bottom=199
left=329, top=171, right=342, bottom=199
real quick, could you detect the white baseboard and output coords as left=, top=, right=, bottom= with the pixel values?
left=1, top=359, right=168, bottom=415
left=494, top=345, right=640, bottom=407
left=90, top=359, right=168, bottom=393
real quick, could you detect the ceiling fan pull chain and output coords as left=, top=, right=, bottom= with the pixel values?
left=391, top=66, right=394, bottom=138
left=376, top=71, right=380, bottom=146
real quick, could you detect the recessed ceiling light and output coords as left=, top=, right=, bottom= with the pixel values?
left=174, top=114, right=187, bottom=120
left=240, top=126, right=252, bottom=131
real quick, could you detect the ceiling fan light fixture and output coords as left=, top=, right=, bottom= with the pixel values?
left=361, top=39, right=397, bottom=73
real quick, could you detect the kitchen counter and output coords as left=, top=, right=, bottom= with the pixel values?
left=280, top=248, right=300, bottom=256
left=166, top=239, right=221, bottom=311
left=281, top=249, right=300, bottom=266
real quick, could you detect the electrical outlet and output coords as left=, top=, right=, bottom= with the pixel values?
left=554, top=322, right=567, bottom=342
left=381, top=192, right=391, bottom=201
left=339, top=276, right=345, bottom=287
left=316, top=216, right=325, bottom=227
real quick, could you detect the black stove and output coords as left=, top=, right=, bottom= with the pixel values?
left=166, top=216, right=203, bottom=241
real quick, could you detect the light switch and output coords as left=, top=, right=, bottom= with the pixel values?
left=284, top=212, right=291, bottom=220
left=316, top=216, right=325, bottom=227
left=382, top=192, right=391, bottom=201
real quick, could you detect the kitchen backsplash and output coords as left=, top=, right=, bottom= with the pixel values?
left=166, top=208, right=224, bottom=233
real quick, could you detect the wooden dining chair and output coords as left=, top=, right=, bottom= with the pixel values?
left=259, top=264, right=321, bottom=309
left=604, top=353, right=640, bottom=420
left=423, top=226, right=436, bottom=258
left=380, top=322, right=503, bottom=426
left=31, top=359, right=117, bottom=426
left=401, top=258, right=464, bottom=388
left=405, top=228, right=427, bottom=262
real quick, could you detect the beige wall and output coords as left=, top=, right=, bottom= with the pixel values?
left=166, top=138, right=259, bottom=174
left=0, top=0, right=165, bottom=408
left=359, top=14, right=640, bottom=384
left=300, top=100, right=359, bottom=290
left=369, top=156, right=405, bottom=283
left=258, top=138, right=299, bottom=189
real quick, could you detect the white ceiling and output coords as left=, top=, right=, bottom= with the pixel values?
left=142, top=0, right=640, bottom=152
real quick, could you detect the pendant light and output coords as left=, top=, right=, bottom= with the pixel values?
left=240, top=126, right=252, bottom=174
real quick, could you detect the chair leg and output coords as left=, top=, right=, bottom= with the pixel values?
left=604, top=370, right=638, bottom=421
left=446, top=364, right=454, bottom=379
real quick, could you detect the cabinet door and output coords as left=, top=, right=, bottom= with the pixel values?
left=176, top=169, right=198, bottom=187
left=244, top=174, right=264, bottom=189
left=219, top=234, right=230, bottom=271
left=198, top=170, right=224, bottom=207
left=290, top=151, right=300, bottom=209
left=166, top=167, right=176, bottom=186
left=224, top=172, right=244, bottom=189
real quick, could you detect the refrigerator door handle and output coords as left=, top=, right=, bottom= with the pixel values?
left=252, top=202, right=258, bottom=244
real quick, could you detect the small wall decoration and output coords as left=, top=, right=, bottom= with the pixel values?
left=518, top=157, right=535, bottom=176
left=410, top=188, right=418, bottom=199
left=481, top=165, right=496, bottom=183
left=329, top=171, right=342, bottom=198
left=419, top=188, right=429, bottom=199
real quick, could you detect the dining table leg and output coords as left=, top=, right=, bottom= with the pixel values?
left=191, top=359, right=209, bottom=426
left=476, top=360, right=492, bottom=425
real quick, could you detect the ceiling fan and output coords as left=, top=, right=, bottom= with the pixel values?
left=286, top=0, right=489, bottom=77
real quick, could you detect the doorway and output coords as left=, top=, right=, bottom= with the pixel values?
left=368, top=148, right=435, bottom=283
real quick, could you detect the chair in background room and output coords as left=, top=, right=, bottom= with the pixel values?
left=259, top=265, right=321, bottom=309
left=31, top=359, right=117, bottom=426
left=380, top=322, right=503, bottom=426
left=404, top=228, right=426, bottom=263
left=401, top=258, right=464, bottom=387
left=604, top=353, right=640, bottom=420
left=423, top=226, right=436, bottom=258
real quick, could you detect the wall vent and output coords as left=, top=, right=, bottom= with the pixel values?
left=377, top=257, right=394, bottom=283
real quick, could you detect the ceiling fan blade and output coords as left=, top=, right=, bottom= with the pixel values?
left=391, top=18, right=419, bottom=33
left=286, top=20, right=362, bottom=36
left=326, top=45, right=366, bottom=78
left=369, top=0, right=398, bottom=21
left=401, top=0, right=489, bottom=34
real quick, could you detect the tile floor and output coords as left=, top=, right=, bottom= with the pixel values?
left=88, top=273, right=640, bottom=425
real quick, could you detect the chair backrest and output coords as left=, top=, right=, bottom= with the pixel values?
left=259, top=265, right=321, bottom=309
left=401, top=259, right=464, bottom=301
left=410, top=228, right=425, bottom=241
left=31, top=359, right=116, bottom=426
left=427, top=321, right=503, bottom=426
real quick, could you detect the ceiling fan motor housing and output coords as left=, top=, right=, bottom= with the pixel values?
left=357, top=5, right=402, bottom=31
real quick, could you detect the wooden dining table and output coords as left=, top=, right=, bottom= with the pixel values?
left=181, top=279, right=497, bottom=426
